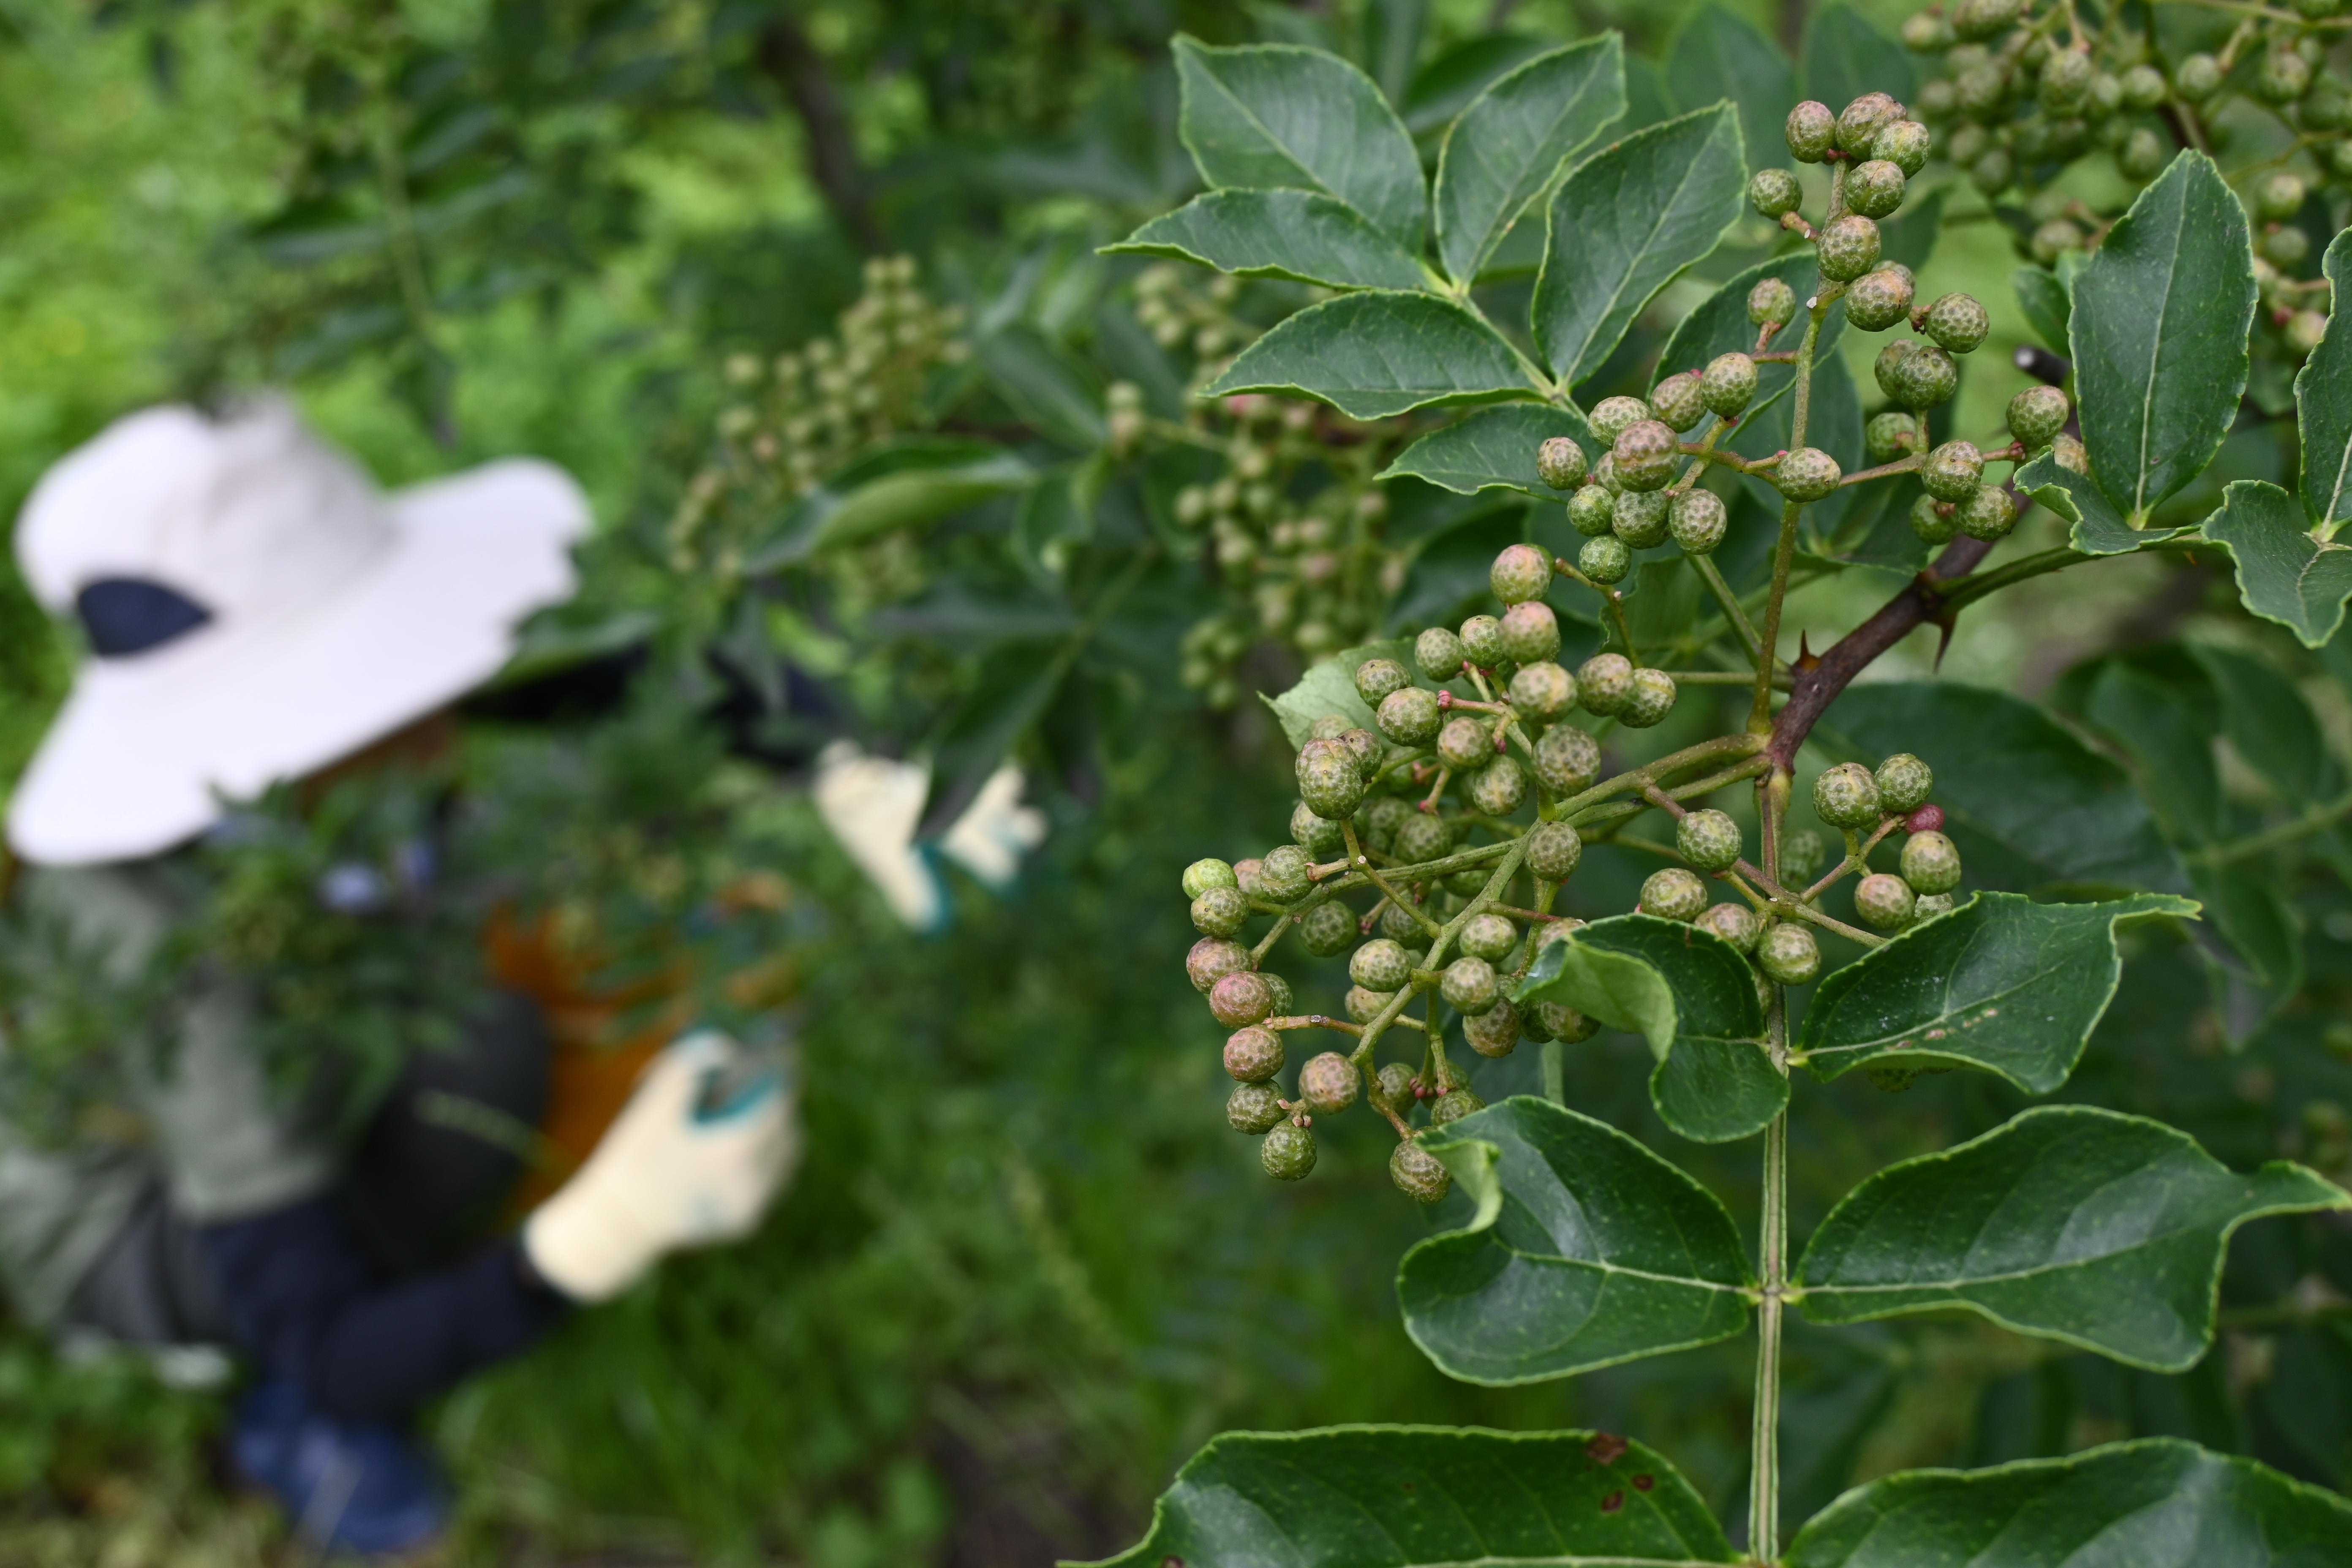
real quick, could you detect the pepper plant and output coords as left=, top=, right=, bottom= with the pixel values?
left=1094, top=27, right=2352, bottom=1567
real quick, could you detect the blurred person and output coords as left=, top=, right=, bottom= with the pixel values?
left=0, top=403, right=799, bottom=1558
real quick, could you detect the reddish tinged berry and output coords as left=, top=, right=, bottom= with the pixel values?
left=1906, top=804, right=1945, bottom=834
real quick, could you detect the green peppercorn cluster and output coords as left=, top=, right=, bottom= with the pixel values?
left=1537, top=388, right=1749, bottom=581
left=1808, top=755, right=1966, bottom=934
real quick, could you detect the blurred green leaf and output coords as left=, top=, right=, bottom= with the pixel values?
left=2297, top=229, right=2352, bottom=532
left=1800, top=4, right=1914, bottom=117
left=1663, top=5, right=1791, bottom=174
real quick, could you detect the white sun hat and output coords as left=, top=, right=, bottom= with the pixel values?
left=8, top=399, right=589, bottom=866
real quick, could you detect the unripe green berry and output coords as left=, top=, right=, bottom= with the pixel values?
left=1460, top=912, right=1519, bottom=962
left=1364, top=795, right=1412, bottom=849
left=1184, top=858, right=1239, bottom=899
left=1875, top=753, right=1934, bottom=814
left=1345, top=983, right=1396, bottom=1023
left=1377, top=1060, right=1417, bottom=1109
left=2262, top=226, right=2310, bottom=269
left=1498, top=600, right=1561, bottom=664
left=1838, top=92, right=1903, bottom=155
left=1536, top=436, right=1589, bottom=490
left=1391, top=1137, right=1452, bottom=1202
left=1468, top=754, right=1528, bottom=815
left=1873, top=119, right=1932, bottom=176
left=1579, top=534, right=1632, bottom=583
left=1431, top=1087, right=1486, bottom=1126
left=1614, top=489, right=1671, bottom=547
left=1351, top=936, right=1413, bottom=991
left=1813, top=761, right=1883, bottom=828
left=1535, top=725, right=1601, bottom=796
left=1612, top=420, right=1680, bottom=492
left=1260, top=843, right=1314, bottom=902
left=1750, top=167, right=1803, bottom=218
left=1677, top=808, right=1744, bottom=871
left=1567, top=484, right=1617, bottom=537
left=1915, top=892, right=1956, bottom=920
left=1755, top=920, right=1821, bottom=985
left=1619, top=667, right=1678, bottom=729
left=1900, top=828, right=1963, bottom=894
left=1355, top=656, right=1412, bottom=705
left=1187, top=936, right=1250, bottom=992
left=1651, top=371, right=1707, bottom=433
left=1535, top=1000, right=1598, bottom=1042
left=1782, top=829, right=1827, bottom=883
left=1209, top=968, right=1274, bottom=1027
left=1193, top=884, right=1251, bottom=937
left=1299, top=899, right=1357, bottom=957
left=1441, top=955, right=1500, bottom=1015
left=2259, top=50, right=2312, bottom=105
left=1876, top=339, right=1957, bottom=409
left=1337, top=727, right=1382, bottom=777
left=1392, top=812, right=1452, bottom=864
left=1701, top=352, right=1759, bottom=417
left=1292, top=800, right=1344, bottom=855
left=1459, top=614, right=1505, bottom=668
left=1845, top=267, right=1916, bottom=332
left=1580, top=653, right=1638, bottom=717
left=1642, top=866, right=1709, bottom=921
left=1788, top=100, right=1837, bottom=161
left=2007, top=385, right=2068, bottom=449
left=2289, top=310, right=2330, bottom=357
left=1296, top=737, right=1367, bottom=820
left=1527, top=819, right=1584, bottom=880
left=2258, top=172, right=2308, bottom=223
left=1953, top=60, right=2009, bottom=118
left=1228, top=1080, right=1286, bottom=1133
left=1261, top=1121, right=1316, bottom=1179
left=1867, top=411, right=1920, bottom=463
left=1957, top=483, right=2018, bottom=540
left=1491, top=543, right=1555, bottom=605
left=1847, top=159, right=1906, bottom=218
left=1437, top=714, right=1493, bottom=770
left=2119, top=63, right=2167, bottom=109
left=1697, top=901, right=1759, bottom=951
left=1589, top=396, right=1652, bottom=444
left=1817, top=215, right=1881, bottom=282
left=1911, top=493, right=1957, bottom=544
left=1299, top=1051, right=1358, bottom=1114
left=1919, top=292, right=1990, bottom=354
left=1775, top=446, right=1843, bottom=502
left=1416, top=626, right=1466, bottom=681
left=1225, top=1026, right=1284, bottom=1082
left=2038, top=46, right=2093, bottom=110
left=1921, top=440, right=1984, bottom=503
left=1969, top=147, right=2014, bottom=196
left=1378, top=685, right=1443, bottom=746
left=1749, top=278, right=1797, bottom=327
left=1854, top=872, right=1917, bottom=930
left=1508, top=660, right=1576, bottom=721
left=1465, top=998, right=1521, bottom=1057
left=2028, top=219, right=2083, bottom=270
left=1591, top=452, right=1622, bottom=494
left=1903, top=10, right=1955, bottom=49
left=1261, top=970, right=1294, bottom=1017
left=1669, top=489, right=1728, bottom=555
left=2176, top=53, right=2223, bottom=101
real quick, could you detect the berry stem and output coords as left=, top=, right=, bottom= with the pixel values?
left=1344, top=821, right=1447, bottom=941
left=1691, top=557, right=1767, bottom=664
left=1749, top=1106, right=1789, bottom=1561
left=1835, top=453, right=1924, bottom=487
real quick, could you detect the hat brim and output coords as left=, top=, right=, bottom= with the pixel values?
left=8, top=458, right=587, bottom=866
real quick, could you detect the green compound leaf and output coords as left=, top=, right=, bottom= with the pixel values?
left=1078, top=1425, right=1738, bottom=1568
left=1811, top=682, right=2189, bottom=896
left=2014, top=451, right=2191, bottom=557
left=1102, top=190, right=1427, bottom=291
left=2069, top=150, right=2257, bottom=525
left=1794, top=893, right=2198, bottom=1092
left=1379, top=403, right=1595, bottom=497
left=1797, top=1105, right=2348, bottom=1369
left=2201, top=479, right=2352, bottom=648
left=1399, top=1096, right=1753, bottom=1384
left=1262, top=637, right=1416, bottom=749
left=1801, top=3, right=1914, bottom=113
left=1782, top=1438, right=2352, bottom=1568
left=1173, top=36, right=1428, bottom=252
left=1663, top=5, right=1793, bottom=178
left=1206, top=291, right=1545, bottom=419
left=2296, top=229, right=2352, bottom=531
left=1519, top=914, right=1784, bottom=1143
left=1435, top=36, right=1625, bottom=287
left=1533, top=104, right=1745, bottom=388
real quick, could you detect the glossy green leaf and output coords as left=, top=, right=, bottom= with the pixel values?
left=1102, top=190, right=1427, bottom=291
left=1519, top=914, right=1785, bottom=1143
left=2013, top=451, right=2191, bottom=557
left=1533, top=105, right=1745, bottom=387
left=1082, top=1425, right=1738, bottom=1568
left=1811, top=683, right=2188, bottom=894
left=1663, top=5, right=1793, bottom=174
left=1795, top=892, right=2199, bottom=1091
left=1361, top=0, right=1425, bottom=106
left=1173, top=36, right=1427, bottom=251
left=1801, top=3, right=1914, bottom=112
left=1435, top=37, right=1625, bottom=286
left=2070, top=150, right=2256, bottom=524
left=2202, top=479, right=2352, bottom=648
left=1399, top=1097, right=1753, bottom=1384
left=1263, top=638, right=1416, bottom=749
left=2296, top=228, right=2352, bottom=531
left=1402, top=35, right=1555, bottom=136
left=1379, top=403, right=1595, bottom=497
left=1783, top=1438, right=2352, bottom=1568
left=2013, top=265, right=2070, bottom=354
left=1205, top=291, right=1545, bottom=419
left=1797, top=1106, right=2346, bottom=1368
left=749, top=441, right=1033, bottom=570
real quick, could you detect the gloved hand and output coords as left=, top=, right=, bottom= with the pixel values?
left=521, top=1031, right=799, bottom=1303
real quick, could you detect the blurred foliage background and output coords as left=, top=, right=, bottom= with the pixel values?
left=1, top=0, right=2349, bottom=1564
